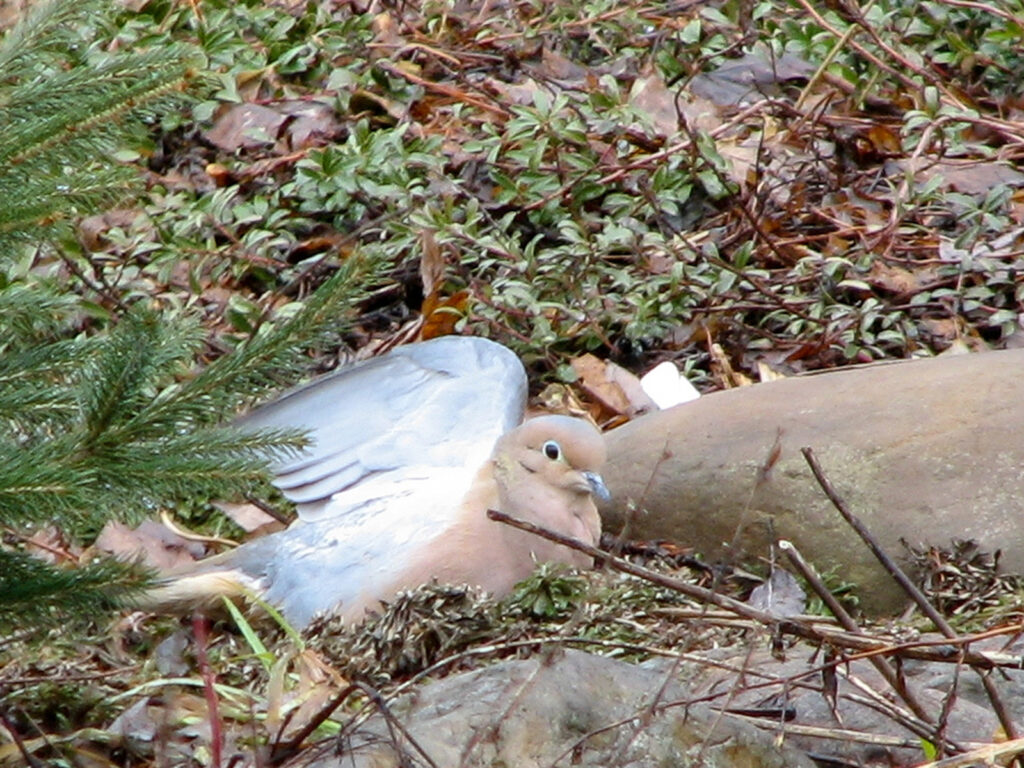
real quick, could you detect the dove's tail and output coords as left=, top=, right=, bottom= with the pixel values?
left=137, top=569, right=260, bottom=613
left=134, top=540, right=268, bottom=617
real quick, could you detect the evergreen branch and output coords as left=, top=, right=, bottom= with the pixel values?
left=0, top=550, right=150, bottom=630
left=86, top=426, right=306, bottom=507
left=77, top=307, right=205, bottom=440
left=0, top=0, right=223, bottom=626
left=186, top=255, right=381, bottom=410
left=0, top=167, right=138, bottom=243
left=116, top=255, right=384, bottom=439
left=0, top=384, right=79, bottom=426
left=0, top=438, right=98, bottom=526
left=0, top=421, right=301, bottom=529
left=0, top=48, right=197, bottom=167
left=0, top=0, right=95, bottom=84
left=0, top=283, right=80, bottom=348
left=0, top=291, right=99, bottom=430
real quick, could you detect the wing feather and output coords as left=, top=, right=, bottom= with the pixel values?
left=237, top=336, right=527, bottom=522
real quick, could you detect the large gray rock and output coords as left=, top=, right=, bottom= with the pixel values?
left=306, top=649, right=815, bottom=768
left=601, top=350, right=1024, bottom=613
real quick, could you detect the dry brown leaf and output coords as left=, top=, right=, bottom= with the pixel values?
left=94, top=519, right=206, bottom=571
left=537, top=47, right=590, bottom=82
left=674, top=91, right=723, bottom=135
left=747, top=567, right=807, bottom=618
left=865, top=123, right=902, bottom=154
left=572, top=354, right=631, bottom=418
left=629, top=73, right=680, bottom=138
left=709, top=342, right=754, bottom=388
left=533, top=382, right=590, bottom=420
left=891, top=158, right=1024, bottom=197
left=272, top=649, right=347, bottom=742
left=480, top=75, right=549, bottom=107
left=867, top=260, right=939, bottom=295
left=417, top=230, right=470, bottom=339
left=715, top=135, right=761, bottom=188
left=920, top=316, right=960, bottom=345
left=203, top=103, right=287, bottom=152
left=419, top=228, right=444, bottom=299
left=420, top=290, right=469, bottom=340
left=78, top=208, right=144, bottom=252
left=756, top=360, right=787, bottom=382
left=605, top=359, right=659, bottom=416
left=571, top=354, right=657, bottom=421
left=689, top=52, right=814, bottom=107
left=278, top=100, right=343, bottom=150
left=348, top=89, right=405, bottom=123
left=1009, top=189, right=1024, bottom=224
left=212, top=500, right=283, bottom=534
left=371, top=11, right=404, bottom=53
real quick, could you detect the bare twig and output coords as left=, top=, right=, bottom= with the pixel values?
left=918, top=736, right=1024, bottom=768
left=192, top=614, right=223, bottom=768
left=285, top=681, right=443, bottom=768
left=269, top=683, right=358, bottom=763
left=0, top=711, right=45, bottom=767
left=780, top=539, right=934, bottom=726
left=800, top=447, right=1019, bottom=741
left=487, top=510, right=1023, bottom=670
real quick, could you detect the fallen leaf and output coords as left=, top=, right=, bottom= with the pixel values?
left=689, top=52, right=813, bottom=107
left=756, top=360, right=788, bottom=382
left=867, top=260, right=939, bottom=295
left=78, top=208, right=144, bottom=252
left=747, top=567, right=807, bottom=618
left=277, top=100, right=343, bottom=149
left=890, top=158, right=1024, bottom=197
left=371, top=11, right=404, bottom=52
left=212, top=500, right=283, bottom=534
left=94, top=519, right=206, bottom=571
left=480, top=75, right=550, bottom=107
left=419, top=228, right=444, bottom=299
left=420, top=290, right=469, bottom=340
left=203, top=103, right=287, bottom=152
left=709, top=342, right=754, bottom=388
left=629, top=73, right=680, bottom=137
left=534, top=382, right=591, bottom=421
left=572, top=354, right=657, bottom=420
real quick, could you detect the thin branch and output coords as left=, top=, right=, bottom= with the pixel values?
left=800, top=446, right=1018, bottom=741
left=487, top=510, right=1024, bottom=670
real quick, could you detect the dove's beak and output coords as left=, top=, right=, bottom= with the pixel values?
left=581, top=471, right=611, bottom=503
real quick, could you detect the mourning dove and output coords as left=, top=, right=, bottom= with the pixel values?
left=147, top=336, right=609, bottom=627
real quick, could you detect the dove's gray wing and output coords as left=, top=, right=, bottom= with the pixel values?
left=237, top=335, right=528, bottom=522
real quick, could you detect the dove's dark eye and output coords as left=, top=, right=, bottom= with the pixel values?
left=542, top=440, right=562, bottom=461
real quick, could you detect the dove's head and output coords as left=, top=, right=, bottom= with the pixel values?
left=501, top=414, right=608, bottom=497
left=493, top=414, right=609, bottom=517
left=491, top=414, right=608, bottom=567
